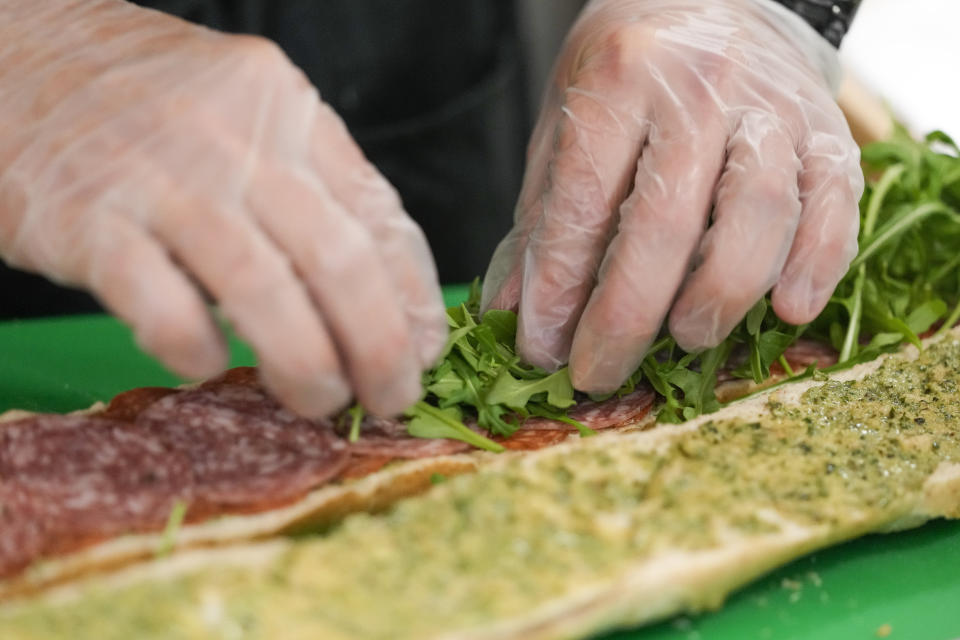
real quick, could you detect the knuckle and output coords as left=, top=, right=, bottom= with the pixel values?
left=584, top=23, right=657, bottom=82
left=351, top=171, right=408, bottom=223
left=753, top=169, right=801, bottom=208
left=309, top=223, right=376, bottom=284
left=636, top=197, right=702, bottom=240
left=218, top=245, right=288, bottom=306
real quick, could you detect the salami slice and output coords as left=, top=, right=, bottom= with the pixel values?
left=200, top=366, right=260, bottom=389
left=100, top=387, right=180, bottom=422
left=778, top=339, right=839, bottom=372
left=136, top=384, right=349, bottom=515
left=0, top=415, right=192, bottom=578
left=0, top=486, right=53, bottom=580
left=495, top=429, right=571, bottom=451
left=337, top=455, right=395, bottom=481
left=337, top=415, right=472, bottom=459
left=515, top=387, right=656, bottom=431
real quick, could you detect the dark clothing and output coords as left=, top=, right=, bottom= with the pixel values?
left=770, top=0, right=861, bottom=47
left=0, top=1, right=528, bottom=317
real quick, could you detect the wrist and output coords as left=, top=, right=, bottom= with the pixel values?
left=749, top=0, right=845, bottom=94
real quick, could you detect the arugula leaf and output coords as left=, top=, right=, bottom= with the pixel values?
left=425, top=361, right=466, bottom=401
left=526, top=404, right=596, bottom=437
left=405, top=402, right=504, bottom=453
left=480, top=309, right=518, bottom=345
left=486, top=368, right=576, bottom=410
left=347, top=405, right=365, bottom=443
left=155, top=500, right=188, bottom=557
left=745, top=297, right=768, bottom=336
left=906, top=298, right=948, bottom=334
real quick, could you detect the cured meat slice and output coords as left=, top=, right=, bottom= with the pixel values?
left=777, top=339, right=839, bottom=372
left=337, top=415, right=472, bottom=459
left=515, top=387, right=656, bottom=431
left=0, top=487, right=51, bottom=580
left=495, top=429, right=570, bottom=451
left=100, top=387, right=180, bottom=422
left=200, top=366, right=260, bottom=389
left=0, top=415, right=192, bottom=578
left=136, top=384, right=349, bottom=515
left=337, top=455, right=395, bottom=481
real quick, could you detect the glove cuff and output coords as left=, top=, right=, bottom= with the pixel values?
left=767, top=1, right=861, bottom=47
left=750, top=0, right=845, bottom=95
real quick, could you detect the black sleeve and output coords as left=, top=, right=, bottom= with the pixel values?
left=768, top=0, right=862, bottom=47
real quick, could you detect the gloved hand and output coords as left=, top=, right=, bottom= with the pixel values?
left=0, top=0, right=447, bottom=417
left=482, top=0, right=863, bottom=393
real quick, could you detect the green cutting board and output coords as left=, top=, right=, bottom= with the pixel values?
left=0, top=285, right=957, bottom=640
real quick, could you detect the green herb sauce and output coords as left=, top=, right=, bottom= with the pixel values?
left=5, top=340, right=960, bottom=640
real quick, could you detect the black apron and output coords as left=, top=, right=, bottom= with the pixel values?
left=1, top=0, right=528, bottom=317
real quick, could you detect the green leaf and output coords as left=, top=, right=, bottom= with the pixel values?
left=745, top=298, right=768, bottom=336
left=405, top=402, right=504, bottom=453
left=480, top=309, right=518, bottom=345
left=740, top=330, right=796, bottom=383
left=465, top=278, right=483, bottom=314
left=425, top=362, right=467, bottom=402
left=926, top=129, right=960, bottom=154
left=347, top=405, right=364, bottom=443
left=906, top=298, right=948, bottom=334
left=851, top=202, right=956, bottom=271
left=438, top=326, right=473, bottom=359
left=155, top=500, right=188, bottom=557
left=661, top=342, right=731, bottom=419
left=485, top=368, right=576, bottom=410
left=527, top=404, right=596, bottom=437
left=477, top=402, right=519, bottom=437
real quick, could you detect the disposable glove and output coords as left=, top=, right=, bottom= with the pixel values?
left=0, top=0, right=447, bottom=417
left=482, top=0, right=863, bottom=393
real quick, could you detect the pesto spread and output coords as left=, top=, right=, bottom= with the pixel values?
left=5, top=340, right=960, bottom=640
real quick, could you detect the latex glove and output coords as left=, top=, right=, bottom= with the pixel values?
left=0, top=0, right=447, bottom=417
left=482, top=0, right=863, bottom=393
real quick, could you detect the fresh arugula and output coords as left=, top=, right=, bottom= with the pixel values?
left=401, top=281, right=596, bottom=452
left=366, top=130, right=960, bottom=450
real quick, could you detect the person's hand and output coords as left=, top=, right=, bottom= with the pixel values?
left=482, top=0, right=864, bottom=393
left=0, top=0, right=447, bottom=417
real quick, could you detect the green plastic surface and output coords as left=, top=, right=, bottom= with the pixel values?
left=0, top=284, right=957, bottom=639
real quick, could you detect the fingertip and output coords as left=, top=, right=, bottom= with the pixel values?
left=771, top=279, right=831, bottom=326
left=87, top=223, right=232, bottom=382
left=260, top=364, right=352, bottom=419
left=138, top=323, right=230, bottom=381
left=667, top=303, right=726, bottom=353
left=411, top=292, right=449, bottom=369
left=417, top=321, right=448, bottom=370
left=358, top=371, right=422, bottom=419
left=516, top=313, right=568, bottom=372
left=772, top=235, right=853, bottom=326
left=568, top=327, right=635, bottom=395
